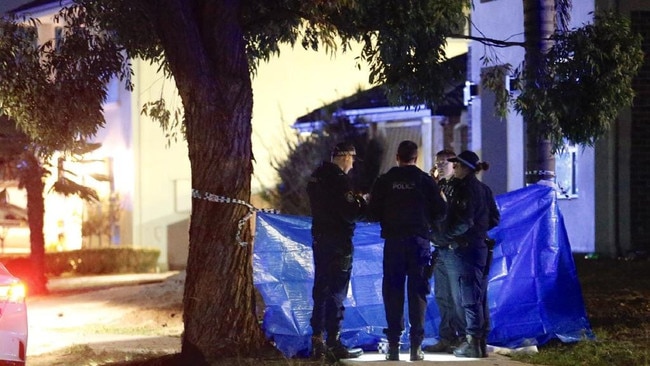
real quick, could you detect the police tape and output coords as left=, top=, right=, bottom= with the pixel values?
left=525, top=169, right=556, bottom=177
left=191, top=189, right=279, bottom=246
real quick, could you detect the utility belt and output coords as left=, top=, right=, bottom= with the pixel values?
left=430, top=234, right=468, bottom=249
left=433, top=234, right=491, bottom=250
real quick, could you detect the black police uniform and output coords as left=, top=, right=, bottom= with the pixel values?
left=438, top=173, right=499, bottom=357
left=307, top=160, right=365, bottom=349
left=368, top=165, right=447, bottom=352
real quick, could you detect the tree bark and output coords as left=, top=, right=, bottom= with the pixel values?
left=523, top=0, right=556, bottom=183
left=144, top=0, right=270, bottom=362
left=24, top=153, right=48, bottom=295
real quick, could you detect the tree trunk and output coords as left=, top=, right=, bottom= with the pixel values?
left=146, top=0, right=271, bottom=362
left=523, top=0, right=556, bottom=183
left=24, top=153, right=48, bottom=295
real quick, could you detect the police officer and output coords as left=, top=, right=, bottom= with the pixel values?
left=368, top=140, right=447, bottom=361
left=307, top=142, right=365, bottom=361
left=433, top=150, right=500, bottom=358
left=425, top=149, right=467, bottom=354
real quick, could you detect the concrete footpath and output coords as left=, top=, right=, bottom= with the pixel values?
left=46, top=271, right=179, bottom=293
left=341, top=350, right=539, bottom=366
left=41, top=273, right=539, bottom=366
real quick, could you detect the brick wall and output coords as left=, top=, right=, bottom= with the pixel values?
left=630, top=12, right=650, bottom=250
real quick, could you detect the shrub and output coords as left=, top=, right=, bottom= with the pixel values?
left=1, top=247, right=160, bottom=278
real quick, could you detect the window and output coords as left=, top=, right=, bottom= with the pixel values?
left=555, top=145, right=578, bottom=199
left=55, top=26, right=63, bottom=50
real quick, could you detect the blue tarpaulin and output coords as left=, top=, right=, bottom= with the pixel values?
left=253, top=184, right=594, bottom=358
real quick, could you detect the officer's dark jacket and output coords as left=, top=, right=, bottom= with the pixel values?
left=430, top=177, right=457, bottom=245
left=445, top=174, right=500, bottom=245
left=307, top=161, right=364, bottom=239
left=368, top=165, right=447, bottom=239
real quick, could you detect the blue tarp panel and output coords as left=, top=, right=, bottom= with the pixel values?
left=253, top=184, right=594, bottom=358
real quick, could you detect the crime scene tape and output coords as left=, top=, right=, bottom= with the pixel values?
left=192, top=189, right=279, bottom=246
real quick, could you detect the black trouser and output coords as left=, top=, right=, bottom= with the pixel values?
left=310, top=234, right=353, bottom=341
left=455, top=241, right=488, bottom=339
left=382, top=235, right=431, bottom=347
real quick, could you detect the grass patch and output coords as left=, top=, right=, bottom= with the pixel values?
left=57, top=345, right=172, bottom=366
left=509, top=256, right=650, bottom=366
left=511, top=329, right=650, bottom=366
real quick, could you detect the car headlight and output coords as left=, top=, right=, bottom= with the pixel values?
left=0, top=281, right=26, bottom=303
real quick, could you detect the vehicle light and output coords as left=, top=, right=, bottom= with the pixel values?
left=0, top=282, right=26, bottom=302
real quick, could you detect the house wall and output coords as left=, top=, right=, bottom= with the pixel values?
left=627, top=11, right=650, bottom=255
left=130, top=60, right=191, bottom=271
left=479, top=87, right=510, bottom=196
left=471, top=0, right=596, bottom=253
left=593, top=1, right=650, bottom=257
left=469, top=0, right=526, bottom=194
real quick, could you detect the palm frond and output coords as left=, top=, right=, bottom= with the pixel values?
left=49, top=178, right=99, bottom=202
left=556, top=0, right=572, bottom=31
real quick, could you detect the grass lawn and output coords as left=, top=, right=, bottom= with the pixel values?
left=510, top=255, right=650, bottom=366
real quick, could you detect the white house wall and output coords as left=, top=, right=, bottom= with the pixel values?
left=131, top=59, right=191, bottom=271
left=469, top=0, right=526, bottom=194
left=471, top=0, right=596, bottom=253
left=89, top=77, right=136, bottom=246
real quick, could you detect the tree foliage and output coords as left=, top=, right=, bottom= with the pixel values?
left=0, top=12, right=119, bottom=294
left=515, top=12, right=644, bottom=151
left=0, top=14, right=130, bottom=152
left=76, top=0, right=470, bottom=108
left=479, top=11, right=644, bottom=153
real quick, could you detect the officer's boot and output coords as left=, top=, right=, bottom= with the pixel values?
left=409, top=334, right=424, bottom=361
left=310, top=334, right=326, bottom=360
left=410, top=344, right=424, bottom=361
left=453, top=335, right=481, bottom=358
left=326, top=332, right=363, bottom=361
left=385, top=342, right=400, bottom=361
left=423, top=338, right=452, bottom=353
left=479, top=338, right=488, bottom=358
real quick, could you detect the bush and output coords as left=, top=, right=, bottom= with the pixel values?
left=1, top=247, right=160, bottom=277
left=269, top=129, right=384, bottom=216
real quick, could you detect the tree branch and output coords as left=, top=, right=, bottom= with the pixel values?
left=449, top=33, right=525, bottom=48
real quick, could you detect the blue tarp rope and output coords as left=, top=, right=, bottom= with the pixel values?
left=253, top=184, right=594, bottom=358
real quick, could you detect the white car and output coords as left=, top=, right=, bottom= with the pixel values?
left=0, top=262, right=27, bottom=366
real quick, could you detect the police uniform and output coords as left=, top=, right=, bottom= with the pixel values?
left=368, top=164, right=447, bottom=355
left=307, top=160, right=365, bottom=355
left=442, top=172, right=499, bottom=358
